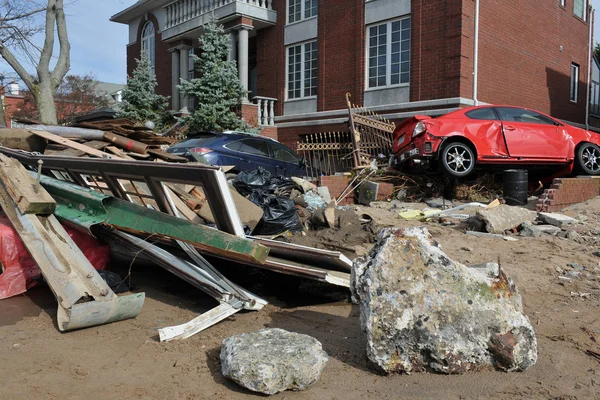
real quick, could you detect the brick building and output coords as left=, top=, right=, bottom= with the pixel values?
left=111, top=0, right=593, bottom=149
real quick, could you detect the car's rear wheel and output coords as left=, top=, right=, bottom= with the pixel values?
left=576, top=143, right=600, bottom=175
left=440, top=141, right=475, bottom=178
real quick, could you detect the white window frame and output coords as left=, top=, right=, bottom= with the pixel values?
left=365, top=17, right=411, bottom=90
left=573, top=0, right=587, bottom=21
left=287, top=0, right=318, bottom=25
left=286, top=40, right=318, bottom=101
left=141, top=21, right=156, bottom=74
left=570, top=63, right=580, bottom=103
left=560, top=0, right=566, bottom=7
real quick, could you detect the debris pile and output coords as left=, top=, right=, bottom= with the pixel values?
left=221, top=328, right=328, bottom=395
left=352, top=227, right=538, bottom=374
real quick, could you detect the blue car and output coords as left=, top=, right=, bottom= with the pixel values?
left=166, top=131, right=307, bottom=177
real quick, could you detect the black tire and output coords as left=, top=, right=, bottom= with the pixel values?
left=439, top=141, right=476, bottom=178
left=576, top=143, right=600, bottom=175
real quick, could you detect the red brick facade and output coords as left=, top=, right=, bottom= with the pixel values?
left=537, top=177, right=600, bottom=212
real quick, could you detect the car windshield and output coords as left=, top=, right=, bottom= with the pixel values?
left=171, top=135, right=216, bottom=148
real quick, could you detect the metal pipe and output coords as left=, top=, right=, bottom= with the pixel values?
left=11, top=124, right=106, bottom=140
left=473, top=0, right=480, bottom=106
left=586, top=6, right=594, bottom=130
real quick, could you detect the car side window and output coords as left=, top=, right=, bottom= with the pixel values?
left=270, top=143, right=299, bottom=163
left=496, top=107, right=557, bottom=126
left=465, top=108, right=498, bottom=120
left=237, top=139, right=270, bottom=157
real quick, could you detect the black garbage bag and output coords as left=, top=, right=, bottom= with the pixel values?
left=251, top=194, right=303, bottom=235
left=233, top=167, right=272, bottom=196
left=97, top=270, right=131, bottom=294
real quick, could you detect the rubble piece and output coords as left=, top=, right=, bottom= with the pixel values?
left=30, top=130, right=114, bottom=159
left=16, top=124, right=106, bottom=140
left=476, top=204, right=537, bottom=234
left=466, top=230, right=519, bottom=241
left=166, top=184, right=206, bottom=211
left=0, top=128, right=47, bottom=152
left=164, top=187, right=205, bottom=224
left=519, top=222, right=542, bottom=237
left=537, top=212, right=578, bottom=227
left=324, top=203, right=336, bottom=228
left=317, top=186, right=331, bottom=203
left=536, top=225, right=562, bottom=235
left=0, top=155, right=144, bottom=331
left=104, top=146, right=136, bottom=160
left=0, top=156, right=55, bottom=214
left=103, top=131, right=148, bottom=154
left=303, top=191, right=327, bottom=211
left=358, top=181, right=379, bottom=205
left=291, top=176, right=317, bottom=193
left=352, top=227, right=537, bottom=374
left=221, top=328, right=328, bottom=395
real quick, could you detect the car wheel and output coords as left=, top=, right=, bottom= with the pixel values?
left=576, top=143, right=600, bottom=175
left=440, top=141, right=475, bottom=178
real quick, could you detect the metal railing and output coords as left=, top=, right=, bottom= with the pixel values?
left=252, top=96, right=276, bottom=126
left=296, top=132, right=355, bottom=180
left=164, top=0, right=273, bottom=29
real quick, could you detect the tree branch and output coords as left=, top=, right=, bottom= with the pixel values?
left=50, top=0, right=69, bottom=83
left=0, top=42, right=35, bottom=89
left=0, top=7, right=45, bottom=23
left=37, top=0, right=56, bottom=79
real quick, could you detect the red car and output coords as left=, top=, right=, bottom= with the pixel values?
left=391, top=105, right=600, bottom=178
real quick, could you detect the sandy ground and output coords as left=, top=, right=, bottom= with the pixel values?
left=2, top=199, right=600, bottom=399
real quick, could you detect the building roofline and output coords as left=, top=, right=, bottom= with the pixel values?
left=110, top=0, right=170, bottom=24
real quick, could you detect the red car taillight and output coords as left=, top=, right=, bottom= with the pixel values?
left=190, top=147, right=213, bottom=155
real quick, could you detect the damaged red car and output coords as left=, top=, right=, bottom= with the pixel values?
left=391, top=105, right=600, bottom=178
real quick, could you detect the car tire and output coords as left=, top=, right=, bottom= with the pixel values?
left=576, top=143, right=600, bottom=175
left=439, top=141, right=476, bottom=178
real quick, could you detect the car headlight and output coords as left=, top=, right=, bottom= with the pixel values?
left=412, top=121, right=427, bottom=137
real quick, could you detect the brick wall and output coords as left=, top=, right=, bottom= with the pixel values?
left=473, top=0, right=590, bottom=123
left=127, top=13, right=173, bottom=108
left=320, top=175, right=354, bottom=205
left=259, top=126, right=278, bottom=140
left=536, top=177, right=600, bottom=212
left=240, top=103, right=259, bottom=127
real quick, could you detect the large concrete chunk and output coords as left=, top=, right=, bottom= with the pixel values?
left=538, top=212, right=578, bottom=227
left=221, top=328, right=328, bottom=395
left=351, top=227, right=537, bottom=374
left=476, top=205, right=537, bottom=234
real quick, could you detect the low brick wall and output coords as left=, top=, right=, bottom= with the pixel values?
left=320, top=175, right=354, bottom=205
left=536, top=177, right=600, bottom=212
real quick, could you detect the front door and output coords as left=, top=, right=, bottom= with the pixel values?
left=496, top=107, right=568, bottom=159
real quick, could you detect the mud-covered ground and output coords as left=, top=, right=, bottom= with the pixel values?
left=2, top=198, right=600, bottom=399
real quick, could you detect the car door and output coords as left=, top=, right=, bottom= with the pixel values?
left=496, top=107, right=568, bottom=159
left=234, top=138, right=275, bottom=173
left=267, top=142, right=303, bottom=177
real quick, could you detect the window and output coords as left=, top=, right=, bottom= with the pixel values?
left=141, top=21, right=156, bottom=73
left=570, top=63, right=580, bottom=103
left=574, top=0, right=586, bottom=20
left=237, top=139, right=270, bottom=157
left=367, top=17, right=411, bottom=89
left=269, top=143, right=300, bottom=163
left=496, top=107, right=558, bottom=125
left=288, top=0, right=318, bottom=24
left=287, top=41, right=318, bottom=99
left=465, top=108, right=498, bottom=120
left=560, top=0, right=566, bottom=7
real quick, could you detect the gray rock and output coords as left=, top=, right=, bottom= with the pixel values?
left=536, top=225, right=562, bottom=235
left=538, top=212, right=578, bottom=227
left=566, top=230, right=582, bottom=242
left=220, top=328, right=328, bottom=395
left=593, top=251, right=600, bottom=258
left=476, top=205, right=537, bottom=234
left=519, top=222, right=542, bottom=237
left=396, top=189, right=408, bottom=201
left=352, top=227, right=537, bottom=374
left=567, top=263, right=585, bottom=271
left=466, top=215, right=487, bottom=232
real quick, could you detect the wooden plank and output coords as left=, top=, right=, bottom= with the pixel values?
left=165, top=186, right=206, bottom=224
left=105, top=146, right=135, bottom=160
left=0, top=154, right=56, bottom=214
left=29, top=130, right=113, bottom=159
left=147, top=148, right=189, bottom=162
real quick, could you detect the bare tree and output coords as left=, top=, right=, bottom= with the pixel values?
left=0, top=0, right=70, bottom=124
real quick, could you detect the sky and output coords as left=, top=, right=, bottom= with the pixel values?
left=1, top=0, right=600, bottom=87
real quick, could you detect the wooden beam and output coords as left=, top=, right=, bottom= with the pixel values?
left=0, top=154, right=55, bottom=214
left=30, top=130, right=114, bottom=159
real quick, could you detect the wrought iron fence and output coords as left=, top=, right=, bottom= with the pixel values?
left=296, top=131, right=355, bottom=180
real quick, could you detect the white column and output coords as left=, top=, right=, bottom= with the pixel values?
left=179, top=45, right=191, bottom=112
left=237, top=27, right=250, bottom=103
left=228, top=31, right=237, bottom=62
left=170, top=48, right=180, bottom=111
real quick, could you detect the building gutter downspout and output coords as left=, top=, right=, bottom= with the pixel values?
left=586, top=5, right=594, bottom=130
left=473, top=0, right=480, bottom=106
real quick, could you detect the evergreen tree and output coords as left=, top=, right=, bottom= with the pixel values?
left=178, top=21, right=256, bottom=133
left=117, top=53, right=169, bottom=124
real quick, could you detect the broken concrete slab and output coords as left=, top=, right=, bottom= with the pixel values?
left=538, top=212, right=578, bottom=227
left=291, top=177, right=317, bottom=193
left=519, top=222, right=542, bottom=237
left=352, top=227, right=537, bottom=374
left=221, top=328, right=328, bottom=395
left=476, top=205, right=537, bottom=234
left=536, top=225, right=562, bottom=235
left=317, top=186, right=331, bottom=203
left=466, top=230, right=519, bottom=241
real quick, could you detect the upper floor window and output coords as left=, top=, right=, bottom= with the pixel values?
left=570, top=63, right=580, bottom=103
left=287, top=40, right=318, bottom=100
left=574, top=0, right=586, bottom=20
left=288, top=0, right=318, bottom=24
left=560, top=0, right=566, bottom=7
left=141, top=21, right=156, bottom=73
left=367, top=17, right=411, bottom=89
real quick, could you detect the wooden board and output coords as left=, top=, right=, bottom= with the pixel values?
left=30, top=130, right=113, bottom=159
left=0, top=154, right=56, bottom=214
left=105, top=146, right=135, bottom=160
